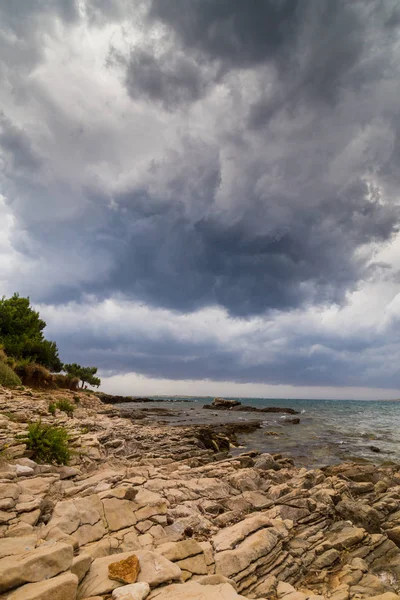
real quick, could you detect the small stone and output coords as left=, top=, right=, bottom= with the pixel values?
left=112, top=582, right=151, bottom=600
left=16, top=458, right=37, bottom=469
left=16, top=465, right=34, bottom=476
left=109, top=554, right=140, bottom=584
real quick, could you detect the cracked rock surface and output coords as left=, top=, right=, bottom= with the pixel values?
left=1, top=386, right=400, bottom=599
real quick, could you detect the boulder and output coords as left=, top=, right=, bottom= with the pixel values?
left=7, top=572, right=78, bottom=600
left=0, top=541, right=73, bottom=593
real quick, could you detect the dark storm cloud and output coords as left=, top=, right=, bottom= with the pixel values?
left=103, top=178, right=397, bottom=316
left=124, top=47, right=213, bottom=109
left=2, top=0, right=400, bottom=390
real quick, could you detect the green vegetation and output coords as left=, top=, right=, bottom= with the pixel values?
left=48, top=402, right=56, bottom=416
left=56, top=398, right=75, bottom=417
left=0, top=361, right=22, bottom=388
left=0, top=294, right=101, bottom=391
left=20, top=421, right=71, bottom=464
left=0, top=294, right=62, bottom=371
left=64, top=363, right=101, bottom=388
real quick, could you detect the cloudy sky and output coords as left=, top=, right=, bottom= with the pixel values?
left=1, top=1, right=400, bottom=399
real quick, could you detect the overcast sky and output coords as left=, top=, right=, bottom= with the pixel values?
left=1, top=1, right=400, bottom=399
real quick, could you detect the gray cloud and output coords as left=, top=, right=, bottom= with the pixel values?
left=1, top=1, right=400, bottom=390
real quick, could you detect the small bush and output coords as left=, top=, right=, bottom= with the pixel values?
left=48, top=402, right=56, bottom=416
left=20, top=421, right=71, bottom=464
left=56, top=399, right=75, bottom=417
left=0, top=362, right=22, bottom=388
left=53, top=373, right=79, bottom=391
left=14, top=362, right=53, bottom=388
left=73, top=394, right=80, bottom=403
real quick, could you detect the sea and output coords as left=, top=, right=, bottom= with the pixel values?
left=116, top=396, right=400, bottom=469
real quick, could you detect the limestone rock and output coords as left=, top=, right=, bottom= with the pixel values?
left=7, top=572, right=78, bottom=600
left=78, top=550, right=181, bottom=599
left=254, top=453, right=279, bottom=471
left=147, top=581, right=249, bottom=599
left=215, top=527, right=280, bottom=580
left=72, top=552, right=93, bottom=582
left=109, top=554, right=140, bottom=584
left=102, top=497, right=137, bottom=531
left=336, top=500, right=381, bottom=533
left=213, top=514, right=272, bottom=552
left=0, top=541, right=73, bottom=593
left=386, top=526, right=400, bottom=547
left=112, top=582, right=151, bottom=600
left=0, top=535, right=36, bottom=559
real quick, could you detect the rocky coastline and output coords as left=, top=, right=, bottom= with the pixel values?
left=1, top=386, right=400, bottom=600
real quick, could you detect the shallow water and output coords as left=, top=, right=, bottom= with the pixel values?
left=117, top=396, right=400, bottom=468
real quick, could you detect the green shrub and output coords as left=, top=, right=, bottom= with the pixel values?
left=48, top=402, right=56, bottom=416
left=0, top=362, right=22, bottom=388
left=56, top=399, right=75, bottom=417
left=19, top=421, right=71, bottom=464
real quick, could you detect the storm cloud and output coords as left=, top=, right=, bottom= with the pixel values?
left=1, top=0, right=400, bottom=393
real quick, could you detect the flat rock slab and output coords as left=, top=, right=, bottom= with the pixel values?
left=112, top=582, right=151, bottom=599
left=7, top=572, right=78, bottom=600
left=0, top=535, right=37, bottom=559
left=0, top=541, right=73, bottom=593
left=148, top=581, right=251, bottom=599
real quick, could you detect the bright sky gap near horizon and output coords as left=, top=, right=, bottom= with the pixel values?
left=1, top=1, right=400, bottom=400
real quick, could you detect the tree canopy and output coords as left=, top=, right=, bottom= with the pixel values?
left=0, top=294, right=63, bottom=371
left=64, top=363, right=101, bottom=388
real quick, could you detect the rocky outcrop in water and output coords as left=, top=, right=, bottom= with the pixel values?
left=203, top=398, right=300, bottom=415
left=1, top=386, right=400, bottom=600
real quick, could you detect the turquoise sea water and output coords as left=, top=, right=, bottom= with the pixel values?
left=118, top=396, right=400, bottom=468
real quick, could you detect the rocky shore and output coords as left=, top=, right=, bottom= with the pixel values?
left=1, top=386, right=400, bottom=600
